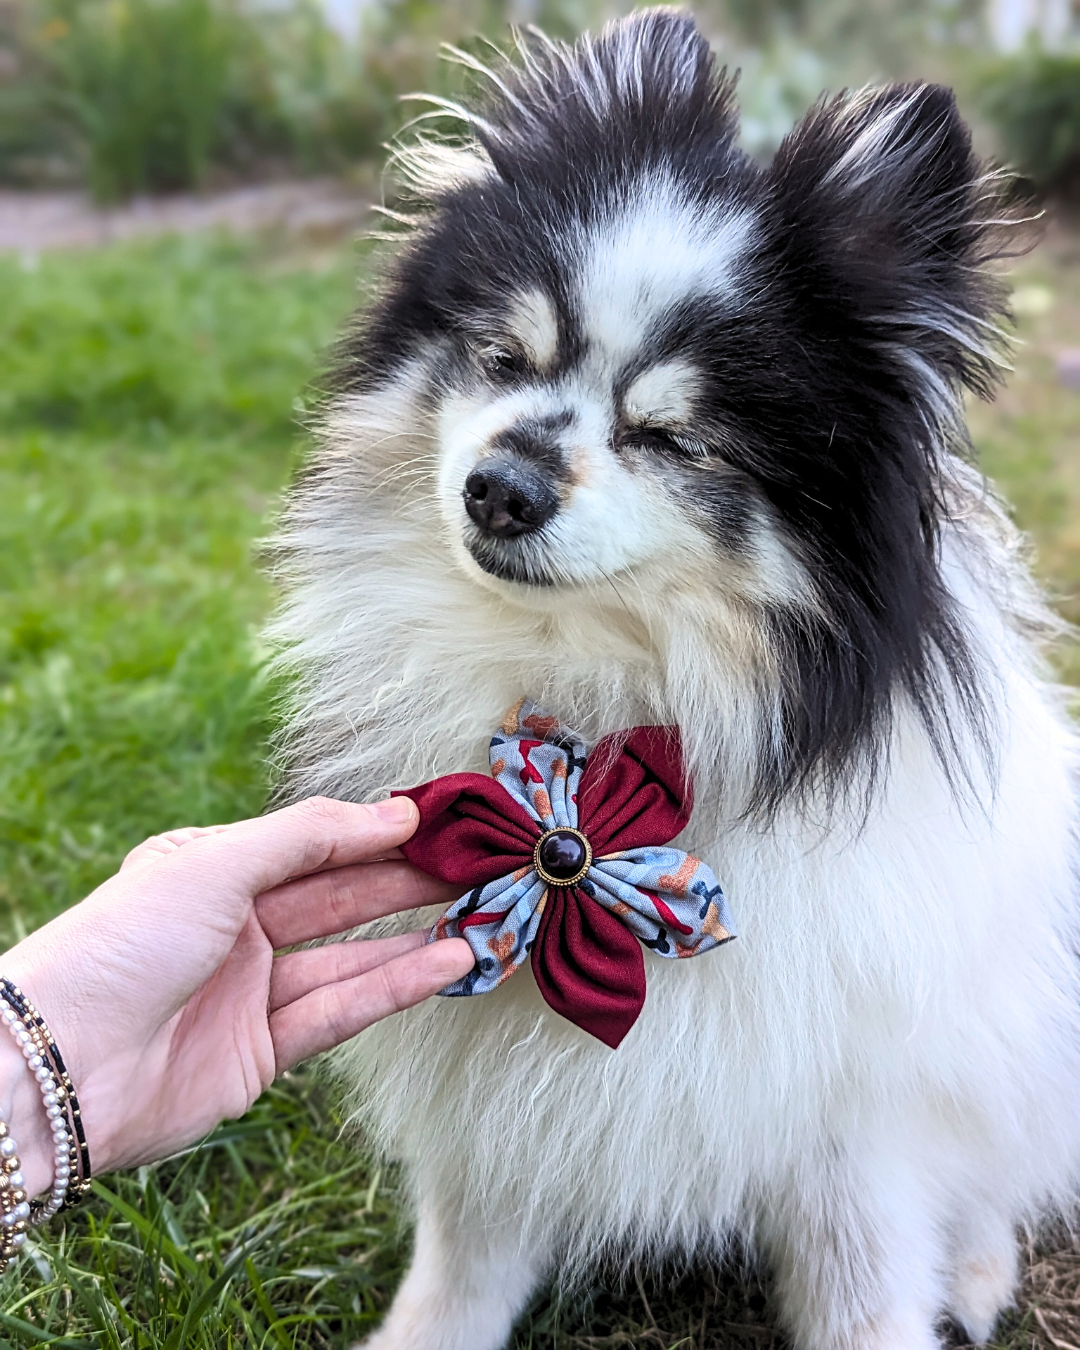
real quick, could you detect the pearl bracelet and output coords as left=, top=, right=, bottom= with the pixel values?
left=0, top=1119, right=29, bottom=1272
left=0, top=980, right=91, bottom=1211
left=0, top=994, right=75, bottom=1223
left=0, top=979, right=93, bottom=1271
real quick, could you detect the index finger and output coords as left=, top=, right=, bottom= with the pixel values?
left=271, top=938, right=475, bottom=1072
left=184, top=796, right=421, bottom=897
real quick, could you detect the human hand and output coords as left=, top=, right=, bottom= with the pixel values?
left=0, top=797, right=473, bottom=1197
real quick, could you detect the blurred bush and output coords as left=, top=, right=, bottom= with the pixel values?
left=0, top=0, right=386, bottom=196
left=976, top=46, right=1080, bottom=197
left=733, top=40, right=825, bottom=159
left=51, top=0, right=231, bottom=197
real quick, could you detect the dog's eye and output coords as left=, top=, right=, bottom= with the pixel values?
left=624, top=425, right=678, bottom=452
left=621, top=424, right=707, bottom=458
left=479, top=347, right=525, bottom=381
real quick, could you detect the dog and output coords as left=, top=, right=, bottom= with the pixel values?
left=266, top=9, right=1080, bottom=1348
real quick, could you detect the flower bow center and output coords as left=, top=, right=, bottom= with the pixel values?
left=533, top=827, right=592, bottom=887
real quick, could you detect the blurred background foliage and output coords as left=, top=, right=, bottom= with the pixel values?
left=1, top=0, right=1079, bottom=201
left=977, top=47, right=1080, bottom=198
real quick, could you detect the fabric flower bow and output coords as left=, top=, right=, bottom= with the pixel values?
left=394, top=700, right=736, bottom=1049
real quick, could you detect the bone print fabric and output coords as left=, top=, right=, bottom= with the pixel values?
left=394, top=701, right=736, bottom=1048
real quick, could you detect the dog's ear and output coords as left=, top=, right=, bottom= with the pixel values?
left=768, top=84, right=1009, bottom=401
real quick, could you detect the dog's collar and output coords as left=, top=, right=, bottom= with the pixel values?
left=393, top=699, right=736, bottom=1049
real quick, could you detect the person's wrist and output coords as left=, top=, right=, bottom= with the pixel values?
left=0, top=1022, right=54, bottom=1198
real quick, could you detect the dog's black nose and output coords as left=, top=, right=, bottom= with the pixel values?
left=463, top=458, right=559, bottom=538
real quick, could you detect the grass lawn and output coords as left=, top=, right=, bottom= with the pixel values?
left=0, top=223, right=1078, bottom=1349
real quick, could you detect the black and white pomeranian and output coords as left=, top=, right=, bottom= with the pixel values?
left=267, top=9, right=1080, bottom=1348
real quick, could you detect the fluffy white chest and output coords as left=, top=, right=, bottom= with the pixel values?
left=319, top=643, right=1080, bottom=1271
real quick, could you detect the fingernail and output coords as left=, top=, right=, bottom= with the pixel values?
left=369, top=797, right=415, bottom=823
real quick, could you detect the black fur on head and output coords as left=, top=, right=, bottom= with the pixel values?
left=341, top=8, right=749, bottom=391
left=329, top=7, right=1019, bottom=817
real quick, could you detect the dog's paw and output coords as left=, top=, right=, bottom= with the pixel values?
left=949, top=1251, right=1017, bottom=1345
left=352, top=1318, right=435, bottom=1350
left=351, top=1305, right=511, bottom=1350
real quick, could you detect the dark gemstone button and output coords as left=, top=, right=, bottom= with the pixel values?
left=537, top=829, right=587, bottom=881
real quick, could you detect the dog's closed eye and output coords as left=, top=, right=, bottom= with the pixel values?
left=477, top=344, right=530, bottom=382
left=619, top=422, right=710, bottom=459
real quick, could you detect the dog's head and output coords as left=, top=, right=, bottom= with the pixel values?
left=321, top=7, right=1012, bottom=810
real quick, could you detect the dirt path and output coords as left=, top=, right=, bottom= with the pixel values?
left=0, top=178, right=372, bottom=252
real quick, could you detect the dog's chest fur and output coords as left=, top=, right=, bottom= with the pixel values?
left=268, top=467, right=1080, bottom=1270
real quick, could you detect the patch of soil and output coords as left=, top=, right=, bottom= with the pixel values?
left=0, top=178, right=372, bottom=252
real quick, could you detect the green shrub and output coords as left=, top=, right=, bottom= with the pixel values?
left=0, top=0, right=79, bottom=186
left=977, top=47, right=1080, bottom=196
left=0, top=0, right=390, bottom=197
left=50, top=0, right=231, bottom=197
left=213, top=0, right=385, bottom=177
left=0, top=0, right=619, bottom=197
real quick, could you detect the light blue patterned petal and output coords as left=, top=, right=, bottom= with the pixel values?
left=547, top=753, right=577, bottom=829
left=585, top=847, right=737, bottom=958
left=485, top=701, right=587, bottom=832
left=436, top=873, right=548, bottom=996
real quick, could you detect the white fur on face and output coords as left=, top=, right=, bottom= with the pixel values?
left=505, top=288, right=560, bottom=370
left=575, top=176, right=755, bottom=361
left=434, top=378, right=719, bottom=600
left=625, top=358, right=700, bottom=427
left=426, top=179, right=806, bottom=609
left=435, top=373, right=813, bottom=610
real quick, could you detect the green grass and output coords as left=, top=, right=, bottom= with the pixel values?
left=0, top=231, right=405, bottom=1348
left=0, top=234, right=355, bottom=943
left=968, top=232, right=1080, bottom=687
left=1, top=225, right=1078, bottom=1348
left=1, top=1085, right=411, bottom=1350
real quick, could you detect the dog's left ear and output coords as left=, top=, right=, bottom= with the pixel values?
left=769, top=83, right=1008, bottom=400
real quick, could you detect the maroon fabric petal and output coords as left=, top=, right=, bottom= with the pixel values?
left=577, top=725, right=692, bottom=855
left=393, top=774, right=539, bottom=887
left=530, top=886, right=646, bottom=1049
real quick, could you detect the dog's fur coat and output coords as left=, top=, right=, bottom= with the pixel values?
left=266, top=10, right=1080, bottom=1348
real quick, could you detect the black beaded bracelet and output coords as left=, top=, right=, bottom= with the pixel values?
left=0, top=979, right=91, bottom=1210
